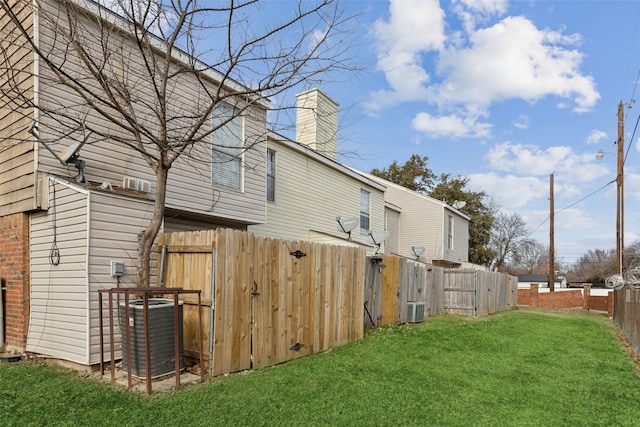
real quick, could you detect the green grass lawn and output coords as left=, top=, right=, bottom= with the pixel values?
left=2, top=310, right=640, bottom=426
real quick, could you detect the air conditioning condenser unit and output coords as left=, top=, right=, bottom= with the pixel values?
left=407, top=301, right=425, bottom=323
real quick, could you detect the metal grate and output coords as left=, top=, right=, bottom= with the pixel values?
left=407, top=301, right=425, bottom=323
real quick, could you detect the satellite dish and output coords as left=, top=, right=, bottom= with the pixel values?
left=26, top=121, right=90, bottom=184
left=59, top=141, right=84, bottom=163
left=368, top=230, right=389, bottom=254
left=452, top=201, right=466, bottom=210
left=411, top=246, right=425, bottom=259
left=336, top=216, right=358, bottom=240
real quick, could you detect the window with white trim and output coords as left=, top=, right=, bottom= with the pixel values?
left=212, top=102, right=243, bottom=190
left=448, top=215, right=454, bottom=250
left=266, top=149, right=276, bottom=202
left=360, top=189, right=370, bottom=234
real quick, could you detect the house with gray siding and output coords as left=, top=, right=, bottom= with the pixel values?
left=0, top=0, right=268, bottom=364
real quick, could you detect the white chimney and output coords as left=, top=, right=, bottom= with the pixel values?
left=295, top=88, right=339, bottom=161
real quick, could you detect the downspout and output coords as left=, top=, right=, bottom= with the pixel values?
left=85, top=191, right=92, bottom=365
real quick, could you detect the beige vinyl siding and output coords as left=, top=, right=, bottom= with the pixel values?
left=28, top=179, right=89, bottom=363
left=0, top=0, right=37, bottom=215
left=28, top=176, right=157, bottom=365
left=248, top=137, right=385, bottom=250
left=86, top=191, right=154, bottom=364
left=381, top=181, right=444, bottom=261
left=445, top=210, right=469, bottom=263
left=385, top=205, right=401, bottom=254
left=33, top=0, right=267, bottom=225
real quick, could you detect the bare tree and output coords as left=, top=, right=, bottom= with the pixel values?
left=1, top=0, right=357, bottom=286
left=570, top=248, right=615, bottom=286
left=511, top=240, right=548, bottom=273
left=489, top=211, right=529, bottom=272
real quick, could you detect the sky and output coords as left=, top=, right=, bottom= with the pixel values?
left=277, top=0, right=640, bottom=268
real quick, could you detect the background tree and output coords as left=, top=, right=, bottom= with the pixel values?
left=370, top=154, right=496, bottom=267
left=2, top=0, right=356, bottom=286
left=510, top=240, right=548, bottom=273
left=488, top=211, right=530, bottom=272
left=370, top=154, right=436, bottom=194
left=569, top=248, right=615, bottom=286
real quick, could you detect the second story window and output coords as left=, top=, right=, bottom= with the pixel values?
left=360, top=189, right=370, bottom=234
left=448, top=215, right=454, bottom=250
left=212, top=102, right=243, bottom=190
left=266, top=149, right=276, bottom=202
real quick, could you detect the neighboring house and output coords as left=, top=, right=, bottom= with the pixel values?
left=517, top=274, right=568, bottom=289
left=0, top=0, right=268, bottom=364
left=348, top=170, right=471, bottom=268
left=248, top=89, right=386, bottom=252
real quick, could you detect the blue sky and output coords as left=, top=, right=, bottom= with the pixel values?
left=274, top=0, right=640, bottom=267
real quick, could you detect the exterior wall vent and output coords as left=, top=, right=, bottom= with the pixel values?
left=123, top=176, right=138, bottom=191
left=137, top=180, right=151, bottom=193
left=407, top=301, right=425, bottom=323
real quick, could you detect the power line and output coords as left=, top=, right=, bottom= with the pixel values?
left=526, top=178, right=616, bottom=238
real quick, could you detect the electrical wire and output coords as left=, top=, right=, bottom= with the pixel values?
left=525, top=178, right=616, bottom=239
left=49, top=181, right=61, bottom=266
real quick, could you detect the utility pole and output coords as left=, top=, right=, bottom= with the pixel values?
left=617, top=101, right=624, bottom=276
left=549, top=173, right=555, bottom=292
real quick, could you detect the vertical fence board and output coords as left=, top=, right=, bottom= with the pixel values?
left=380, top=255, right=399, bottom=326
left=363, top=258, right=382, bottom=328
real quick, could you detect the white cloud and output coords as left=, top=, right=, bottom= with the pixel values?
left=369, top=0, right=445, bottom=109
left=412, top=112, right=491, bottom=138
left=468, top=172, right=547, bottom=208
left=436, top=16, right=600, bottom=112
left=587, top=130, right=608, bottom=145
left=452, top=0, right=508, bottom=34
left=367, top=2, right=600, bottom=126
left=485, top=141, right=609, bottom=183
left=513, top=115, right=530, bottom=130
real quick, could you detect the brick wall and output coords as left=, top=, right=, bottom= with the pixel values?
left=517, top=284, right=613, bottom=317
left=0, top=213, right=29, bottom=351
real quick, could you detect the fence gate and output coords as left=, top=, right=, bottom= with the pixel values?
left=160, top=229, right=365, bottom=377
left=443, top=270, right=477, bottom=316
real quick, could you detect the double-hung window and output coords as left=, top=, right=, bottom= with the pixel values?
left=448, top=215, right=454, bottom=250
left=212, top=102, right=243, bottom=190
left=360, top=189, right=370, bottom=234
left=266, top=149, right=276, bottom=202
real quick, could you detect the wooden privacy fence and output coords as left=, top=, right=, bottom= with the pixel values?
left=614, top=286, right=640, bottom=356
left=364, top=257, right=517, bottom=327
left=158, top=229, right=366, bottom=377
left=444, top=269, right=518, bottom=316
left=363, top=256, right=444, bottom=327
